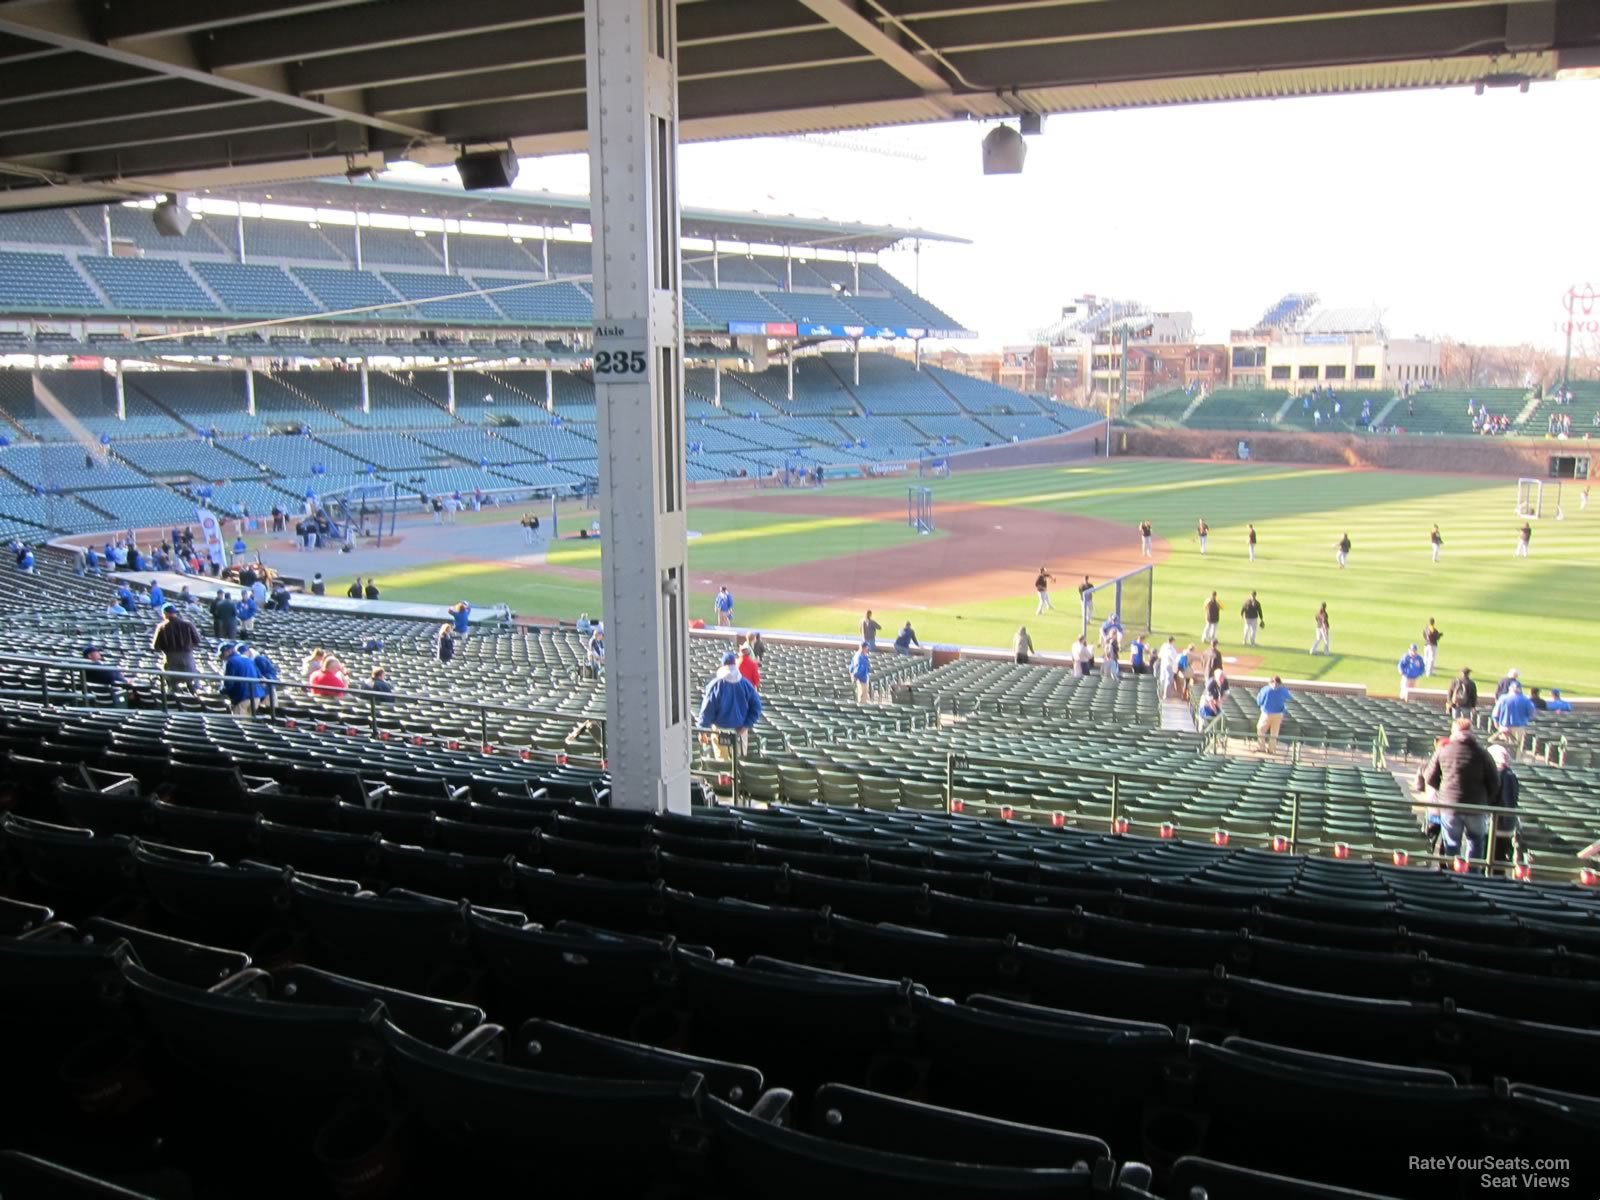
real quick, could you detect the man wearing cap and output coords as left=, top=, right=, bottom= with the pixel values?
left=82, top=646, right=136, bottom=707
left=1397, top=645, right=1426, bottom=700
left=1420, top=718, right=1497, bottom=861
left=217, top=642, right=263, bottom=717
left=849, top=641, right=872, bottom=703
left=451, top=601, right=472, bottom=639
left=1547, top=688, right=1573, bottom=713
left=235, top=588, right=257, bottom=636
left=697, top=650, right=762, bottom=759
left=1492, top=680, right=1535, bottom=735
left=150, top=603, right=202, bottom=696
left=241, top=644, right=280, bottom=712
left=1240, top=591, right=1264, bottom=646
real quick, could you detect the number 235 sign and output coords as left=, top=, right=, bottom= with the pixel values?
left=592, top=321, right=649, bottom=378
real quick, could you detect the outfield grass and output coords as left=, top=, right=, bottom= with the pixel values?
left=379, top=460, right=1599, bottom=696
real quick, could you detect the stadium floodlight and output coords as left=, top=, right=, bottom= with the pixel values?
left=982, top=125, right=1026, bottom=175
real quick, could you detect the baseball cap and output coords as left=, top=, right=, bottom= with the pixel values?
left=80, top=645, right=99, bottom=657
left=162, top=603, right=176, bottom=614
left=217, top=642, right=236, bottom=656
left=721, top=652, right=737, bottom=665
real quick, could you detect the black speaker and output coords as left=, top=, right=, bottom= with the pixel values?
left=152, top=197, right=191, bottom=237
left=456, top=148, right=519, bottom=191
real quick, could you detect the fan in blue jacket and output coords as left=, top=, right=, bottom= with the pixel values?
left=697, top=652, right=762, bottom=756
left=217, top=643, right=263, bottom=713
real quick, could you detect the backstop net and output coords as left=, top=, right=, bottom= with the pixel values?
left=1516, top=477, right=1559, bottom=518
left=1080, top=563, right=1153, bottom=637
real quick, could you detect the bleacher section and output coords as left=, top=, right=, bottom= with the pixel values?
left=0, top=250, right=102, bottom=312
left=1183, top=389, right=1288, bottom=430
left=191, top=262, right=320, bottom=315
left=0, top=353, right=1081, bottom=525
left=4, top=541, right=1600, bottom=1199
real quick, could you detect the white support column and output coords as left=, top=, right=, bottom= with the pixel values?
left=853, top=338, right=860, bottom=386
left=244, top=367, right=257, bottom=416
left=914, top=237, right=922, bottom=293
left=852, top=250, right=860, bottom=294
left=236, top=212, right=247, bottom=262
left=445, top=368, right=457, bottom=415
left=544, top=366, right=554, bottom=411
left=914, top=339, right=922, bottom=372
left=786, top=349, right=795, bottom=402
left=542, top=227, right=551, bottom=276
left=353, top=217, right=364, bottom=269
left=586, top=0, right=692, bottom=814
left=784, top=244, right=792, bottom=291
left=101, top=206, right=112, bottom=254
left=711, top=238, right=719, bottom=288
left=441, top=228, right=451, bottom=273
left=114, top=360, right=125, bottom=420
left=713, top=360, right=722, bottom=407
left=359, top=362, right=371, bottom=414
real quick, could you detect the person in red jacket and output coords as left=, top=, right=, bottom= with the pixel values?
left=736, top=643, right=760, bottom=691
left=309, top=656, right=348, bottom=697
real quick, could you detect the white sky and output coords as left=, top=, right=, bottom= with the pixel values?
left=410, top=79, right=1599, bottom=351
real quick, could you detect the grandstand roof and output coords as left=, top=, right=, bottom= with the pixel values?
left=0, top=1, right=1589, bottom=210
left=209, top=177, right=968, bottom=254
left=1301, top=306, right=1386, bottom=336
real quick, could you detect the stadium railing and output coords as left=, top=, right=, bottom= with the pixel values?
left=0, top=652, right=609, bottom=766
left=938, top=750, right=1574, bottom=880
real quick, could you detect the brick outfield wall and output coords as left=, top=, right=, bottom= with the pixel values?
left=1117, top=428, right=1586, bottom=476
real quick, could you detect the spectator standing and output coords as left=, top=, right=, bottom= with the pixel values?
left=1495, top=667, right=1520, bottom=699
left=242, top=644, right=279, bottom=711
left=749, top=632, right=767, bottom=665
left=736, top=644, right=761, bottom=690
left=893, top=622, right=920, bottom=657
left=1397, top=645, right=1426, bottom=699
left=451, top=601, right=472, bottom=639
left=1529, top=687, right=1548, bottom=711
left=1255, top=676, right=1292, bottom=752
left=217, top=643, right=262, bottom=717
left=586, top=624, right=604, bottom=676
left=860, top=610, right=881, bottom=652
left=1484, top=743, right=1520, bottom=864
left=147, top=582, right=165, bottom=611
left=236, top=590, right=257, bottom=636
left=1491, top=681, right=1535, bottom=741
left=849, top=642, right=872, bottom=703
left=1240, top=592, right=1264, bottom=646
left=150, top=604, right=202, bottom=696
left=436, top=624, right=456, bottom=666
left=211, top=591, right=238, bottom=640
left=1156, top=637, right=1180, bottom=699
left=1129, top=634, right=1148, bottom=676
left=1013, top=625, right=1034, bottom=666
left=1421, top=719, right=1498, bottom=861
left=1201, top=591, right=1221, bottom=643
left=1446, top=668, right=1478, bottom=720
left=1070, top=635, right=1092, bottom=677
left=697, top=651, right=763, bottom=759
left=1201, top=641, right=1223, bottom=683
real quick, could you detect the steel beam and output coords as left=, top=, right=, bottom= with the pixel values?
left=586, top=0, right=692, bottom=813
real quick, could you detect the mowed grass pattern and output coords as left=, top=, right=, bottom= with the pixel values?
left=380, top=460, right=1598, bottom=696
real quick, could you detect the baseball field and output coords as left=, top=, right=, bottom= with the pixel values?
left=371, top=459, right=1598, bottom=697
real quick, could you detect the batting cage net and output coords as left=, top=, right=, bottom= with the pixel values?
left=1081, top=563, right=1153, bottom=637
left=1516, top=477, right=1559, bottom=519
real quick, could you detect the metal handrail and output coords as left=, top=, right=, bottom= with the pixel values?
left=0, top=650, right=608, bottom=764
left=940, top=750, right=1582, bottom=878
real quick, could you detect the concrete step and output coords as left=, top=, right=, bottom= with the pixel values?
left=1161, top=699, right=1196, bottom=732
